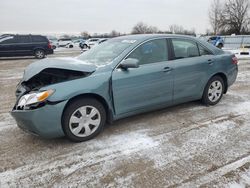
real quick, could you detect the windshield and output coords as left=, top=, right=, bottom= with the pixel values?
left=77, top=39, right=135, bottom=66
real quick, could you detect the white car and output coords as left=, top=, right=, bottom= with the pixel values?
left=58, top=38, right=74, bottom=48
left=80, top=38, right=100, bottom=49
left=223, top=45, right=250, bottom=59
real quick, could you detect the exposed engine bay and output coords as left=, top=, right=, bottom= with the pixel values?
left=15, top=68, right=92, bottom=101
left=22, top=68, right=91, bottom=91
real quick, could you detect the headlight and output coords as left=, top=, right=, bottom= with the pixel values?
left=17, top=89, right=55, bottom=108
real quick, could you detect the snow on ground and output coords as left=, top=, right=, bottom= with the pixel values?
left=0, top=51, right=250, bottom=187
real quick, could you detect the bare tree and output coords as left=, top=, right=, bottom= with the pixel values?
left=169, top=24, right=196, bottom=35
left=209, top=0, right=223, bottom=34
left=80, top=31, right=90, bottom=39
left=169, top=25, right=184, bottom=34
left=131, top=22, right=158, bottom=34
left=109, top=30, right=121, bottom=37
left=220, top=0, right=250, bottom=34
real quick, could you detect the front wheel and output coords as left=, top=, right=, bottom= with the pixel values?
left=202, top=76, right=225, bottom=106
left=62, top=98, right=106, bottom=142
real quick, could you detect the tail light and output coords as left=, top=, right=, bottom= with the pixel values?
left=232, top=56, right=238, bottom=64
left=48, top=42, right=52, bottom=49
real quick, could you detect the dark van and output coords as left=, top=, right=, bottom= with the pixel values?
left=0, top=34, right=53, bottom=59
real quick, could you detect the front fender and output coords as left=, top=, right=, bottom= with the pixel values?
left=41, top=72, right=112, bottom=105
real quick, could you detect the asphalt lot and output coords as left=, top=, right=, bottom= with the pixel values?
left=0, top=50, right=250, bottom=187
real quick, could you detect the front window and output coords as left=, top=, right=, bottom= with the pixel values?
left=77, top=39, right=135, bottom=66
left=0, top=36, right=16, bottom=44
left=127, top=39, right=168, bottom=65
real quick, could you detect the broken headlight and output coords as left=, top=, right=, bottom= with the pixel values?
left=17, top=89, right=55, bottom=109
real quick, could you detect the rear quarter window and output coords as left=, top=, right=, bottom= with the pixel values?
left=198, top=44, right=213, bottom=56
left=31, top=36, right=47, bottom=42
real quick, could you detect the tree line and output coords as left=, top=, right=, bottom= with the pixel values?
left=62, top=0, right=249, bottom=39
left=75, top=22, right=196, bottom=39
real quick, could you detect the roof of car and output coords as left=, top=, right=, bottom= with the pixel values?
left=114, top=34, right=197, bottom=41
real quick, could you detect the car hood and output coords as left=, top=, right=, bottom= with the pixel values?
left=23, top=57, right=97, bottom=81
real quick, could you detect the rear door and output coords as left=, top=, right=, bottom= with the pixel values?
left=170, top=38, right=214, bottom=103
left=112, top=38, right=174, bottom=115
left=0, top=36, right=17, bottom=56
left=15, top=35, right=33, bottom=55
left=31, top=35, right=48, bottom=50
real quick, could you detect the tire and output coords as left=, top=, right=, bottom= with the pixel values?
left=202, top=76, right=225, bottom=106
left=217, top=43, right=223, bottom=49
left=62, top=98, right=106, bottom=142
left=69, top=44, right=73, bottom=48
left=83, top=44, right=88, bottom=49
left=34, top=49, right=45, bottom=59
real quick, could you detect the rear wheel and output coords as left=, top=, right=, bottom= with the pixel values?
left=202, top=76, right=225, bottom=106
left=62, top=98, right=106, bottom=142
left=34, top=49, right=45, bottom=59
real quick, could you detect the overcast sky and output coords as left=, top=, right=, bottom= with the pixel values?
left=0, top=0, right=213, bottom=35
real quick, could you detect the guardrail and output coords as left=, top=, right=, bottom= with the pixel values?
left=221, top=35, right=250, bottom=49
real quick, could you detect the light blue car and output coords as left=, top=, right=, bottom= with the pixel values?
left=207, top=36, right=224, bottom=49
left=11, top=34, right=238, bottom=142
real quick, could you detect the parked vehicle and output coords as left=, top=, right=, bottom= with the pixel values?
left=79, top=38, right=100, bottom=49
left=58, top=38, right=74, bottom=48
left=0, top=34, right=53, bottom=59
left=98, top=38, right=108, bottom=44
left=47, top=36, right=59, bottom=49
left=11, top=34, right=238, bottom=142
left=207, top=36, right=224, bottom=48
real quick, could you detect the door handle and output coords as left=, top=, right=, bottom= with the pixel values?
left=163, top=67, right=173, bottom=72
left=208, top=59, right=214, bottom=65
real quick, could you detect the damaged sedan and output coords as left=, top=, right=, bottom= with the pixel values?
left=11, top=34, right=238, bottom=142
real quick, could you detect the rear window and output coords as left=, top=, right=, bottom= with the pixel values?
left=17, top=35, right=31, bottom=43
left=172, top=39, right=199, bottom=59
left=59, top=38, right=71, bottom=41
left=198, top=44, right=213, bottom=56
left=31, top=36, right=47, bottom=42
left=90, top=39, right=99, bottom=42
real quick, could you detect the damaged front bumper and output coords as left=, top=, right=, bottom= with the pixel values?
left=11, top=100, right=68, bottom=138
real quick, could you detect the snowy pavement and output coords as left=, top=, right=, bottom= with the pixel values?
left=0, top=52, right=250, bottom=187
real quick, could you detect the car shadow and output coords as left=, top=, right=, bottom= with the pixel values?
left=13, top=100, right=203, bottom=147
left=109, top=100, right=202, bottom=128
left=0, top=56, right=36, bottom=61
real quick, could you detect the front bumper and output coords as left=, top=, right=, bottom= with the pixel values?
left=11, top=100, right=68, bottom=138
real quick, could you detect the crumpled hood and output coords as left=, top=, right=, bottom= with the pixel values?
left=23, top=57, right=97, bottom=81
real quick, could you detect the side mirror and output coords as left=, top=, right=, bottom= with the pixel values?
left=119, top=58, right=139, bottom=70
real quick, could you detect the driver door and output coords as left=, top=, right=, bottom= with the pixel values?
left=112, top=38, right=174, bottom=115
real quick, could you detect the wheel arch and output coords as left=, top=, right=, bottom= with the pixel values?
left=210, top=72, right=228, bottom=93
left=62, top=93, right=113, bottom=124
left=33, top=47, right=45, bottom=54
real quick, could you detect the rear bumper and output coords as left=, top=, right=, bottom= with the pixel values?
left=46, top=49, right=54, bottom=55
left=11, top=100, right=67, bottom=138
left=228, top=65, right=238, bottom=87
